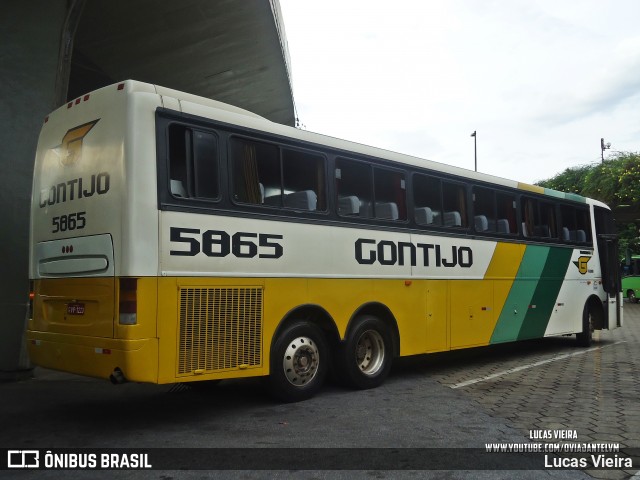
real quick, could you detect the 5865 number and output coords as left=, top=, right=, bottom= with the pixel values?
left=170, top=227, right=283, bottom=259
left=52, top=211, right=86, bottom=233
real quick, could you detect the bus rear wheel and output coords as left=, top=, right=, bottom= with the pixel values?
left=627, top=290, right=638, bottom=303
left=336, top=315, right=392, bottom=390
left=576, top=303, right=594, bottom=347
left=268, top=321, right=328, bottom=402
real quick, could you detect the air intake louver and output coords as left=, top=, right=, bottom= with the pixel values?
left=178, top=287, right=263, bottom=374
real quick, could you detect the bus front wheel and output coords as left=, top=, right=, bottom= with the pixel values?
left=337, top=315, right=392, bottom=390
left=627, top=290, right=638, bottom=303
left=576, top=303, right=594, bottom=347
left=268, top=321, right=328, bottom=402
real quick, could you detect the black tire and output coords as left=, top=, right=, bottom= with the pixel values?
left=576, top=303, right=594, bottom=347
left=336, top=315, right=393, bottom=390
left=268, top=321, right=328, bottom=402
left=627, top=290, right=638, bottom=304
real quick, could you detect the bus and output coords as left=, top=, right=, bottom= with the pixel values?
left=28, top=80, right=622, bottom=402
left=622, top=255, right=640, bottom=302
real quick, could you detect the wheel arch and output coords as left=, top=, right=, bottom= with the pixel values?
left=271, top=304, right=341, bottom=353
left=586, top=294, right=605, bottom=330
left=346, top=302, right=400, bottom=357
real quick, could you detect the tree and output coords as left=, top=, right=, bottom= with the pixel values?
left=536, top=152, right=640, bottom=259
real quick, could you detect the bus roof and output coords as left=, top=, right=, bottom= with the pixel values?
left=60, top=80, right=598, bottom=208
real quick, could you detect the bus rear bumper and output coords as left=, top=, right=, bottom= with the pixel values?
left=26, top=331, right=159, bottom=384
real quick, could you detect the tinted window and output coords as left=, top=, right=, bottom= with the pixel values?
left=231, top=137, right=325, bottom=212
left=168, top=124, right=219, bottom=200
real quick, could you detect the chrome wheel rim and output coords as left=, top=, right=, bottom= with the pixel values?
left=355, top=329, right=385, bottom=376
left=283, top=336, right=319, bottom=387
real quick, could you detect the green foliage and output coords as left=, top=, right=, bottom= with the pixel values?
left=537, top=152, right=640, bottom=205
left=537, top=164, right=590, bottom=197
left=618, top=223, right=640, bottom=261
left=536, top=152, right=640, bottom=258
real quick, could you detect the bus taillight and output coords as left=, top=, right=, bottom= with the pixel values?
left=28, top=281, right=34, bottom=320
left=119, top=278, right=137, bottom=325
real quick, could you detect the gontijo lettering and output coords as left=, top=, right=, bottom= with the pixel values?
left=39, top=172, right=110, bottom=208
left=356, top=238, right=473, bottom=268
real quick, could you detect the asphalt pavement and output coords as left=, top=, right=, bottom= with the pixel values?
left=1, top=303, right=639, bottom=479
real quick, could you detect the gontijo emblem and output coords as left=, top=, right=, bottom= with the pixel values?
left=59, top=120, right=99, bottom=166
left=573, top=255, right=591, bottom=275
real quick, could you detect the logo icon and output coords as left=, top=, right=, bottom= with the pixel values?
left=59, top=120, right=99, bottom=166
left=573, top=255, right=591, bottom=275
left=7, top=450, right=39, bottom=468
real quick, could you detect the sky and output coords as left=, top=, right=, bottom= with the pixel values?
left=278, top=0, right=640, bottom=185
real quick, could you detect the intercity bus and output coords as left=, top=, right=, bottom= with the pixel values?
left=28, top=80, right=622, bottom=401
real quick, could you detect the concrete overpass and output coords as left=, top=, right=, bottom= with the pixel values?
left=0, top=0, right=295, bottom=378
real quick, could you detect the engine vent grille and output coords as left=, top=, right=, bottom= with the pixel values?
left=178, top=287, right=263, bottom=375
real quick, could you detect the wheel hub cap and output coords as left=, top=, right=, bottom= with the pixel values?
left=283, top=336, right=319, bottom=387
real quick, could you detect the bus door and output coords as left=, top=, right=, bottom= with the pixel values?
left=594, top=206, right=622, bottom=329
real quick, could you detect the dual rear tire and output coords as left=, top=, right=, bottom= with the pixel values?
left=267, top=316, right=393, bottom=402
left=334, top=315, right=393, bottom=390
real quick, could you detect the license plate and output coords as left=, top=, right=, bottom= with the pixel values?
left=67, top=303, right=85, bottom=315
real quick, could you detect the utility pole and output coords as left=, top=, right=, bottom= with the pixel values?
left=471, top=131, right=477, bottom=172
left=601, top=138, right=611, bottom=162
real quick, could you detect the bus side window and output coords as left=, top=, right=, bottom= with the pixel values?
left=413, top=174, right=442, bottom=226
left=231, top=137, right=325, bottom=211
left=374, top=168, right=406, bottom=221
left=522, top=197, right=558, bottom=240
left=538, top=202, right=557, bottom=239
left=336, top=158, right=372, bottom=218
left=168, top=124, right=190, bottom=198
left=442, top=181, right=467, bottom=228
left=473, top=187, right=496, bottom=233
left=496, top=192, right=517, bottom=235
left=575, top=209, right=592, bottom=243
left=282, top=148, right=326, bottom=211
left=561, top=205, right=592, bottom=244
left=167, top=124, right=219, bottom=200
left=521, top=198, right=535, bottom=237
left=192, top=131, right=219, bottom=199
left=231, top=137, right=279, bottom=205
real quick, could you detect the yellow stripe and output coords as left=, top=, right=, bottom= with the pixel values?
left=485, top=242, right=526, bottom=279
left=485, top=242, right=526, bottom=337
left=517, top=182, right=545, bottom=194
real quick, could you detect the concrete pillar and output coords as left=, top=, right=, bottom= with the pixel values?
left=0, top=1, right=68, bottom=379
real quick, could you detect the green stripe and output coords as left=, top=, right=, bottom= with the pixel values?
left=542, top=188, right=587, bottom=203
left=490, top=245, right=549, bottom=344
left=517, top=247, right=573, bottom=340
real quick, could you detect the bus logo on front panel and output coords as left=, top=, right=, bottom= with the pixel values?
left=573, top=255, right=591, bottom=275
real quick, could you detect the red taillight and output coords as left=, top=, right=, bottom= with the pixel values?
left=119, top=278, right=137, bottom=325
left=117, top=83, right=125, bottom=91
left=28, top=281, right=34, bottom=320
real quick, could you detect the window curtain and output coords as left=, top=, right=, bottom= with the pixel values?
left=242, top=143, right=261, bottom=204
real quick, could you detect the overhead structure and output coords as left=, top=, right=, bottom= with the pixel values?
left=69, top=0, right=295, bottom=125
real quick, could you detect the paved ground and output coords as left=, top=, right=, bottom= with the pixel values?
left=0, top=303, right=638, bottom=479
left=411, top=301, right=640, bottom=479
